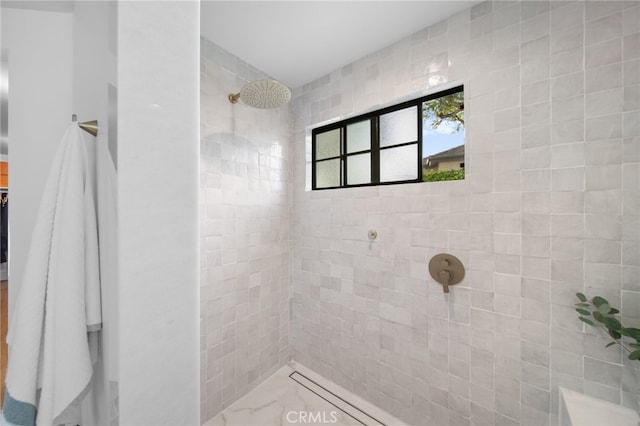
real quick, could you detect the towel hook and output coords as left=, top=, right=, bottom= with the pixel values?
left=72, top=114, right=99, bottom=137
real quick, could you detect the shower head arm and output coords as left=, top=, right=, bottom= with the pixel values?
left=228, top=93, right=241, bottom=104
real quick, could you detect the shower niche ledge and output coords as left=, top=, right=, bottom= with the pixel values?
left=559, top=387, right=639, bottom=426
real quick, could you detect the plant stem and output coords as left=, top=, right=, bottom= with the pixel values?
left=609, top=335, right=632, bottom=354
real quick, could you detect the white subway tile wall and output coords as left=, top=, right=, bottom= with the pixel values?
left=200, top=38, right=293, bottom=422
left=290, top=1, right=639, bottom=426
left=199, top=1, right=639, bottom=425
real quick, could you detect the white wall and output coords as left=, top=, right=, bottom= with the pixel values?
left=1, top=7, right=73, bottom=316
left=2, top=4, right=118, bottom=424
left=292, top=1, right=640, bottom=425
left=117, top=2, right=200, bottom=424
left=73, top=2, right=118, bottom=425
left=3, top=3, right=201, bottom=424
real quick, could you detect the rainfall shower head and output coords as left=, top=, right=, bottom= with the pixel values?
left=228, top=79, right=291, bottom=109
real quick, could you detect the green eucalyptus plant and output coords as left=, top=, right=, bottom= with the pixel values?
left=575, top=293, right=640, bottom=361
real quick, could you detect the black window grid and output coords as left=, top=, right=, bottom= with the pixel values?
left=312, top=85, right=463, bottom=190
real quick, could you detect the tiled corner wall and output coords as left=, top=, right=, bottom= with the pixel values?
left=291, top=1, right=640, bottom=425
left=199, top=37, right=293, bottom=422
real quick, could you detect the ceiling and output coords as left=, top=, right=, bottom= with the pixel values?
left=201, top=1, right=481, bottom=90
left=2, top=1, right=481, bottom=90
left=1, top=1, right=74, bottom=13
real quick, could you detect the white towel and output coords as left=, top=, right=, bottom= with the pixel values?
left=2, top=123, right=102, bottom=426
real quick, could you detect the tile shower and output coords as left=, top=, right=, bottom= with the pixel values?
left=201, top=1, right=640, bottom=425
left=200, top=38, right=294, bottom=420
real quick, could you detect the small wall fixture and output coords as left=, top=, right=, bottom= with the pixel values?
left=429, top=253, right=465, bottom=293
left=72, top=114, right=99, bottom=137
left=78, top=120, right=98, bottom=137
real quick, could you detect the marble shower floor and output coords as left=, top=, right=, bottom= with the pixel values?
left=204, top=362, right=407, bottom=426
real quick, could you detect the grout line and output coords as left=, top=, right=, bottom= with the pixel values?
left=289, top=371, right=386, bottom=426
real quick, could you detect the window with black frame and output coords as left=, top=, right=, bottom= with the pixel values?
left=312, top=85, right=464, bottom=190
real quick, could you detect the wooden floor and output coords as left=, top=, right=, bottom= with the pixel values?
left=1, top=280, right=7, bottom=408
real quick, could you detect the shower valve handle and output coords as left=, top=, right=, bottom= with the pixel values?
left=438, top=269, right=452, bottom=293
left=429, top=253, right=465, bottom=293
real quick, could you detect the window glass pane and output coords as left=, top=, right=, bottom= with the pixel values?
left=346, top=120, right=370, bottom=153
left=422, top=90, right=465, bottom=182
left=315, top=128, right=341, bottom=160
left=311, top=86, right=464, bottom=190
left=380, top=106, right=417, bottom=147
left=380, top=144, right=418, bottom=182
left=316, top=159, right=341, bottom=188
left=347, top=153, right=371, bottom=185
